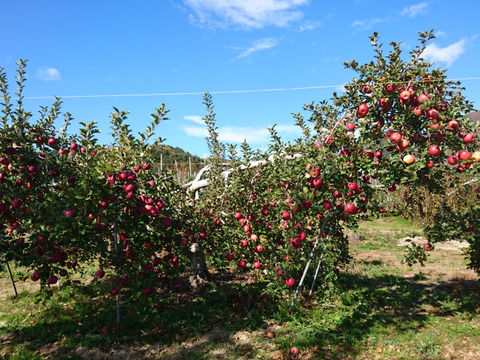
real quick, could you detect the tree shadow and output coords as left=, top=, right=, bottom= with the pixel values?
left=289, top=272, right=480, bottom=358
left=0, top=271, right=478, bottom=359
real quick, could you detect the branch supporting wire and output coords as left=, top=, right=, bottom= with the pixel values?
left=287, top=214, right=332, bottom=315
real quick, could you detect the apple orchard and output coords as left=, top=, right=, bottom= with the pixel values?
left=1, top=31, right=479, bottom=319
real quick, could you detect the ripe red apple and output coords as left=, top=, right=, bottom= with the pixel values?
left=95, top=269, right=105, bottom=278
left=447, top=120, right=459, bottom=132
left=429, top=145, right=440, bottom=156
left=418, top=93, right=429, bottom=104
left=12, top=199, right=22, bottom=208
left=238, top=261, right=246, bottom=269
left=144, top=287, right=153, bottom=296
left=234, top=212, right=242, bottom=220
left=266, top=331, right=275, bottom=339
left=426, top=108, right=440, bottom=121
left=348, top=182, right=357, bottom=190
left=459, top=150, right=471, bottom=160
left=256, top=245, right=263, bottom=253
left=345, top=203, right=356, bottom=214
left=389, top=132, right=401, bottom=144
left=48, top=275, right=58, bottom=285
left=385, top=83, right=397, bottom=93
left=423, top=243, right=432, bottom=251
left=254, top=261, right=261, bottom=269
left=425, top=160, right=434, bottom=168
left=374, top=151, right=383, bottom=159
left=346, top=122, right=355, bottom=131
left=356, top=103, right=369, bottom=118
left=285, top=277, right=295, bottom=287
left=241, top=240, right=248, bottom=247
left=399, top=90, right=411, bottom=102
left=448, top=155, right=460, bottom=165
left=290, top=347, right=300, bottom=356
left=47, top=137, right=57, bottom=146
left=31, top=271, right=40, bottom=281
left=463, top=133, right=475, bottom=144
left=63, top=210, right=76, bottom=217
left=118, top=172, right=128, bottom=182
left=282, top=211, right=291, bottom=220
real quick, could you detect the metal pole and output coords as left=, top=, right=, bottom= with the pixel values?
left=114, top=223, right=120, bottom=332
left=309, top=227, right=333, bottom=296
left=6, top=262, right=18, bottom=297
left=288, top=215, right=331, bottom=315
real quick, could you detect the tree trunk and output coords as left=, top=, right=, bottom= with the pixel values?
left=189, top=243, right=211, bottom=289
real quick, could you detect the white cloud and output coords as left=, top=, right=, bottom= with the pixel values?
left=421, top=38, right=468, bottom=67
left=298, top=20, right=321, bottom=32
left=36, top=66, right=61, bottom=81
left=351, top=18, right=384, bottom=30
left=184, top=115, right=205, bottom=125
left=435, top=30, right=446, bottom=38
left=401, top=2, right=428, bottom=17
left=183, top=122, right=301, bottom=144
left=184, top=0, right=310, bottom=29
left=234, top=38, right=278, bottom=60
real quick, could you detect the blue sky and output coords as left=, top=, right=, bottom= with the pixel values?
left=1, top=0, right=479, bottom=158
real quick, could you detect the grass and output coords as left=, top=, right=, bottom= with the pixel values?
left=1, top=216, right=479, bottom=359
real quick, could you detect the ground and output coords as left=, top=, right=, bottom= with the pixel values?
left=1, top=217, right=479, bottom=359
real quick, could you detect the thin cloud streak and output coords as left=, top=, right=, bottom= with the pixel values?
left=401, top=2, right=429, bottom=17
left=235, top=38, right=278, bottom=60
left=183, top=123, right=301, bottom=144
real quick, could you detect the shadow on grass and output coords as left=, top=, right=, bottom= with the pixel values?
left=0, top=274, right=278, bottom=359
left=0, top=271, right=479, bottom=359
left=288, top=271, right=480, bottom=358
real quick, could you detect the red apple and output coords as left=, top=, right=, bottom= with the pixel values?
left=357, top=103, right=369, bottom=118
left=389, top=132, right=402, bottom=144
left=448, top=155, right=460, bottom=165
left=31, top=271, right=40, bottom=281
left=385, top=83, right=397, bottom=93
left=285, top=277, right=295, bottom=287
left=464, top=133, right=475, bottom=144
left=346, top=122, right=355, bottom=131
left=418, top=93, right=429, bottom=104
left=459, top=150, right=471, bottom=161
left=429, top=145, right=440, bottom=156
